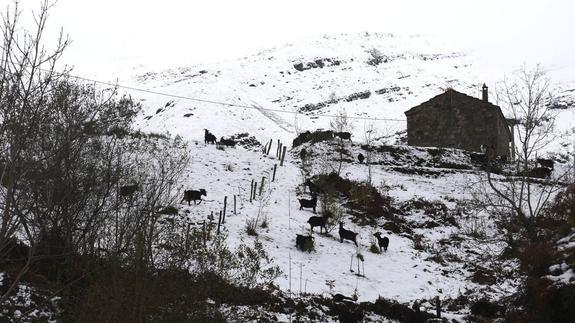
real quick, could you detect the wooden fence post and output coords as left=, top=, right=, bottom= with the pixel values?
left=253, top=182, right=258, bottom=201
left=276, top=139, right=282, bottom=158
left=272, top=164, right=277, bottom=182
left=280, top=146, right=287, bottom=166
left=223, top=196, right=227, bottom=223
left=267, top=139, right=273, bottom=155
left=259, top=176, right=265, bottom=196
left=250, top=179, right=254, bottom=203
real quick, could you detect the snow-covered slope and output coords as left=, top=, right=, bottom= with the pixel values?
left=118, top=33, right=574, bottom=318
left=123, top=32, right=575, bottom=157
left=128, top=33, right=484, bottom=144
left=127, top=32, right=575, bottom=155
left=174, top=137, right=522, bottom=319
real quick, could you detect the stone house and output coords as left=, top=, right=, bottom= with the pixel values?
left=404, top=85, right=512, bottom=158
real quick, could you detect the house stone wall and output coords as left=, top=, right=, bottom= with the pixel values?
left=405, top=91, right=510, bottom=157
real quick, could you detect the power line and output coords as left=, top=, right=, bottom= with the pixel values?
left=60, top=71, right=407, bottom=123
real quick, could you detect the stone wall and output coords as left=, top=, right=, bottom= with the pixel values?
left=405, top=90, right=510, bottom=157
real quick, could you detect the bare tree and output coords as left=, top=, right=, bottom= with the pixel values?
left=330, top=108, right=353, bottom=175
left=474, top=64, right=565, bottom=243
left=0, top=1, right=71, bottom=302
left=498, top=64, right=556, bottom=164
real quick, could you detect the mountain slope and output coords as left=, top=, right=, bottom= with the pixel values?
left=130, top=33, right=484, bottom=144
left=119, top=33, right=574, bottom=320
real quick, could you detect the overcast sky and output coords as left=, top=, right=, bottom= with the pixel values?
left=3, top=0, right=574, bottom=81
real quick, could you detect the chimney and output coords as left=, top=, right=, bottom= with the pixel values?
left=482, top=83, right=488, bottom=102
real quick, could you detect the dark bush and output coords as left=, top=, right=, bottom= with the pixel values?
left=366, top=297, right=435, bottom=323
left=159, top=206, right=179, bottom=215
left=428, top=147, right=447, bottom=158
left=399, top=198, right=458, bottom=228
left=293, top=62, right=305, bottom=71
left=344, top=91, right=371, bottom=102
left=547, top=184, right=575, bottom=226
left=507, top=278, right=575, bottom=323
left=471, top=267, right=497, bottom=285
left=313, top=172, right=394, bottom=223
left=302, top=238, right=315, bottom=252
left=518, top=242, right=556, bottom=276
left=470, top=299, right=504, bottom=318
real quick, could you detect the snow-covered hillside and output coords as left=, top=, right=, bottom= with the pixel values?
left=119, top=33, right=574, bottom=319
left=172, top=136, right=526, bottom=319
left=128, top=33, right=478, bottom=143
left=0, top=33, right=575, bottom=322
left=124, top=32, right=575, bottom=155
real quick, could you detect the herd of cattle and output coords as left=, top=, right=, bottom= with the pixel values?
left=295, top=179, right=390, bottom=254
left=204, top=129, right=237, bottom=147
left=173, top=177, right=389, bottom=254
left=116, top=130, right=560, bottom=257
left=175, top=131, right=560, bottom=255
left=149, top=130, right=562, bottom=256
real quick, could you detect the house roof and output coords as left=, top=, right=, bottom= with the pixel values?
left=404, top=88, right=511, bottom=137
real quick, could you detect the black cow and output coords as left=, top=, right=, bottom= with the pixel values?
left=334, top=131, right=352, bottom=141
left=373, top=232, right=389, bottom=252
left=204, top=129, right=216, bottom=144
left=307, top=215, right=328, bottom=233
left=339, top=222, right=358, bottom=247
left=181, top=189, right=207, bottom=205
left=299, top=195, right=318, bottom=213
left=219, top=137, right=236, bottom=147
left=537, top=158, right=554, bottom=169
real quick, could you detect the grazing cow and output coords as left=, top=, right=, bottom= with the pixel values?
left=358, top=153, right=365, bottom=164
left=299, top=195, right=318, bottom=213
left=219, top=137, right=236, bottom=147
left=334, top=131, right=352, bottom=141
left=537, top=158, right=554, bottom=169
left=332, top=293, right=357, bottom=302
left=307, top=215, right=328, bottom=233
left=204, top=129, right=217, bottom=144
left=295, top=234, right=314, bottom=251
left=373, top=232, right=389, bottom=252
left=339, top=222, right=358, bottom=247
left=119, top=184, right=139, bottom=197
left=181, top=189, right=207, bottom=205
